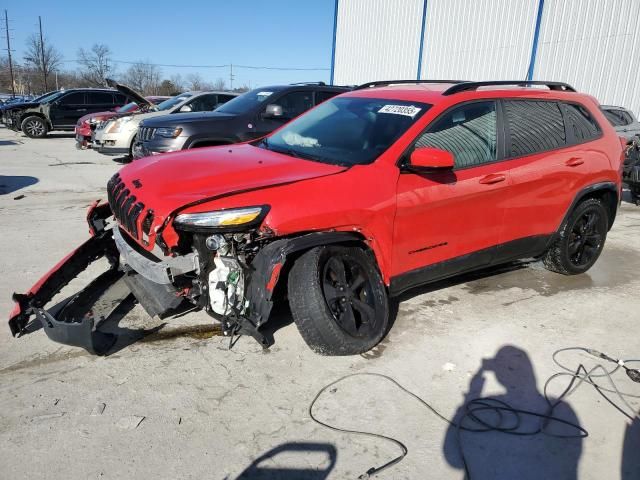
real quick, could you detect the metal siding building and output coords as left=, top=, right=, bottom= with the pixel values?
left=332, top=0, right=640, bottom=115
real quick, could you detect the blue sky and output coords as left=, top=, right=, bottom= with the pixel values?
left=6, top=0, right=337, bottom=88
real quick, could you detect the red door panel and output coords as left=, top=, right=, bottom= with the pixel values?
left=393, top=163, right=510, bottom=278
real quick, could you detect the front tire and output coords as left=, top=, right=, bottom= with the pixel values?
left=542, top=198, right=608, bottom=275
left=288, top=246, right=389, bottom=355
left=21, top=116, right=48, bottom=138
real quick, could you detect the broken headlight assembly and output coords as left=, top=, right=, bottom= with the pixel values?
left=173, top=206, right=269, bottom=232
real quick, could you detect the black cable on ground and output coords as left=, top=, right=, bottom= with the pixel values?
left=308, top=347, right=640, bottom=480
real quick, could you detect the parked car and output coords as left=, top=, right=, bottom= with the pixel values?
left=1, top=91, right=59, bottom=125
left=93, top=87, right=237, bottom=159
left=601, top=105, right=640, bottom=140
left=9, top=80, right=623, bottom=356
left=75, top=96, right=170, bottom=149
left=7, top=88, right=132, bottom=138
left=134, top=83, right=350, bottom=158
left=623, top=136, right=640, bottom=204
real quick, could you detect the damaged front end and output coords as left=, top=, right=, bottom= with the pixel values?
left=9, top=173, right=359, bottom=355
left=8, top=202, right=122, bottom=354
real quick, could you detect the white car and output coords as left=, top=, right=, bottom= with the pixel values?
left=93, top=83, right=237, bottom=158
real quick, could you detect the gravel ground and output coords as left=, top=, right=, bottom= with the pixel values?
left=0, top=126, right=638, bottom=480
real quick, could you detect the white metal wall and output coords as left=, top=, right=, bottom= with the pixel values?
left=534, top=0, right=640, bottom=116
left=419, top=0, right=539, bottom=80
left=332, top=0, right=424, bottom=85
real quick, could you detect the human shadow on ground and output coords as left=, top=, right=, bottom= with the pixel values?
left=0, top=175, right=38, bottom=194
left=231, top=442, right=337, bottom=480
left=443, top=345, right=583, bottom=480
left=621, top=412, right=640, bottom=478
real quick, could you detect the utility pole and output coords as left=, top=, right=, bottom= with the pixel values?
left=38, top=16, right=48, bottom=90
left=229, top=63, right=234, bottom=90
left=4, top=10, right=15, bottom=97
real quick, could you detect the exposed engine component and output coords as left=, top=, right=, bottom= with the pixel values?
left=208, top=254, right=245, bottom=315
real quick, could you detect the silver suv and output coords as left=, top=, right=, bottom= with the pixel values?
left=601, top=105, right=640, bottom=140
left=93, top=86, right=237, bottom=158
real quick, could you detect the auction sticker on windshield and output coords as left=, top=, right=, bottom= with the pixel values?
left=378, top=104, right=422, bottom=118
left=257, top=91, right=274, bottom=101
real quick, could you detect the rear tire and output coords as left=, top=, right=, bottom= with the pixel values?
left=288, top=246, right=389, bottom=355
left=542, top=198, right=608, bottom=275
left=21, top=116, right=48, bottom=138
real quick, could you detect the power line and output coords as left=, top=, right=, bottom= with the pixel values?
left=61, top=58, right=329, bottom=71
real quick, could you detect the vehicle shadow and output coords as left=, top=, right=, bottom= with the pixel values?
left=229, top=442, right=337, bottom=480
left=112, top=156, right=132, bottom=165
left=262, top=261, right=529, bottom=347
left=443, top=345, right=583, bottom=479
left=0, top=175, right=38, bottom=195
left=42, top=133, right=75, bottom=139
left=0, top=139, right=18, bottom=146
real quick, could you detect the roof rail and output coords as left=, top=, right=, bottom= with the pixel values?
left=442, top=80, right=576, bottom=95
left=290, top=81, right=326, bottom=86
left=355, top=79, right=466, bottom=90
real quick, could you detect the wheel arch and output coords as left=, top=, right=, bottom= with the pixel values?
left=563, top=182, right=619, bottom=231
left=20, top=112, right=50, bottom=131
left=245, top=231, right=383, bottom=327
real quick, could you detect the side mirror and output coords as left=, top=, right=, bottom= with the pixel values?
left=408, top=147, right=454, bottom=171
left=264, top=104, right=283, bottom=118
left=179, top=104, right=192, bottom=113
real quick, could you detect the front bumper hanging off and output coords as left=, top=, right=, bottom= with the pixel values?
left=8, top=202, right=122, bottom=354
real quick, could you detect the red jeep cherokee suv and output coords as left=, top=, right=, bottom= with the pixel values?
left=9, top=80, right=623, bottom=356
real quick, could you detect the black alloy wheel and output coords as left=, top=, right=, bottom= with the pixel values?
left=322, top=253, right=378, bottom=338
left=567, top=209, right=605, bottom=268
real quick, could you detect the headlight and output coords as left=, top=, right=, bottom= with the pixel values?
left=107, top=117, right=134, bottom=133
left=155, top=127, right=183, bottom=138
left=173, top=206, right=268, bottom=231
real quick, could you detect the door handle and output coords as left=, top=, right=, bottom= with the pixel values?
left=565, top=157, right=584, bottom=167
left=479, top=173, right=506, bottom=185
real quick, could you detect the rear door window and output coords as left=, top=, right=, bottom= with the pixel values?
left=602, top=108, right=631, bottom=127
left=87, top=92, right=114, bottom=105
left=562, top=103, right=601, bottom=144
left=504, top=100, right=566, bottom=157
left=414, top=101, right=497, bottom=168
left=59, top=92, right=86, bottom=105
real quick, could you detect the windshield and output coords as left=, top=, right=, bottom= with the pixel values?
left=118, top=102, right=138, bottom=113
left=38, top=91, right=65, bottom=104
left=215, top=88, right=279, bottom=114
left=260, top=97, right=430, bottom=166
left=156, top=94, right=192, bottom=111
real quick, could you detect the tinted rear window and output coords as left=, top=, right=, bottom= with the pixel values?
left=563, top=103, right=601, bottom=143
left=504, top=100, right=566, bottom=157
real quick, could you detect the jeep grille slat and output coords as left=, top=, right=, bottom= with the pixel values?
left=106, top=173, right=146, bottom=240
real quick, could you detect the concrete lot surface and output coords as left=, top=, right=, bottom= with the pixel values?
left=0, top=127, right=638, bottom=479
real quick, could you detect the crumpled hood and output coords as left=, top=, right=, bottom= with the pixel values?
left=116, top=143, right=347, bottom=224
left=141, top=111, right=236, bottom=127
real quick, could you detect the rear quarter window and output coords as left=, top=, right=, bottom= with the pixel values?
left=562, top=103, right=601, bottom=143
left=504, top=100, right=566, bottom=157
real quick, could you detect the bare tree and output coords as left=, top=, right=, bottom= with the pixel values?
left=169, top=73, right=184, bottom=92
left=185, top=73, right=204, bottom=91
left=123, top=61, right=162, bottom=95
left=23, top=33, right=62, bottom=91
left=212, top=77, right=226, bottom=91
left=77, top=43, right=115, bottom=86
